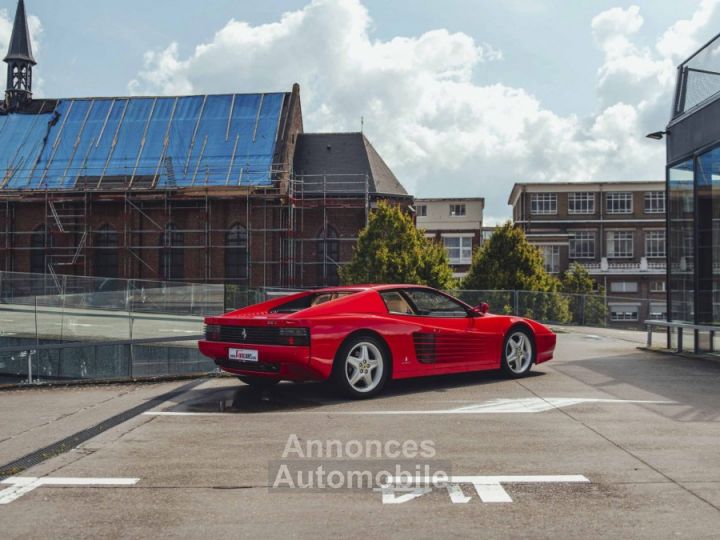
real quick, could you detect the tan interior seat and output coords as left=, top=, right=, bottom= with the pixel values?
left=384, top=294, right=413, bottom=315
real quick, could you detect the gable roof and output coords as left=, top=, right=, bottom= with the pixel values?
left=0, top=93, right=290, bottom=191
left=292, top=132, right=408, bottom=197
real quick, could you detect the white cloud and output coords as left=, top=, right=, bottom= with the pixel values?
left=657, top=0, right=720, bottom=60
left=0, top=9, right=43, bottom=57
left=128, top=0, right=718, bottom=217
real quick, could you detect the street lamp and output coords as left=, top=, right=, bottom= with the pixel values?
left=646, top=131, right=669, bottom=140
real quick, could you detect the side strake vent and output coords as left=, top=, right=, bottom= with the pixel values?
left=413, top=333, right=436, bottom=364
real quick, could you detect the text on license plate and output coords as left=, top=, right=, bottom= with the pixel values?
left=229, top=348, right=259, bottom=362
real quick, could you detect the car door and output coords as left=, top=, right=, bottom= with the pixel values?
left=381, top=288, right=493, bottom=368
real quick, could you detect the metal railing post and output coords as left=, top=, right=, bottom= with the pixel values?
left=677, top=328, right=683, bottom=353
left=34, top=295, right=39, bottom=346
left=128, top=280, right=134, bottom=378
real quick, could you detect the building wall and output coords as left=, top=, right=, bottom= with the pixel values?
left=416, top=198, right=484, bottom=278
left=509, top=182, right=667, bottom=324
left=0, top=190, right=409, bottom=290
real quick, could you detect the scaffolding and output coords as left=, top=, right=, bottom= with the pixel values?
left=0, top=171, right=397, bottom=291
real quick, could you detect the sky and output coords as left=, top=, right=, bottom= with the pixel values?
left=0, top=0, right=716, bottom=222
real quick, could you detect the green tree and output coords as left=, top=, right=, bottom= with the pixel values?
left=561, top=262, right=608, bottom=325
left=463, top=222, right=557, bottom=291
left=340, top=201, right=455, bottom=288
left=462, top=222, right=570, bottom=323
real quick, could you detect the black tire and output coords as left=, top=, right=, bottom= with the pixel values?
left=332, top=334, right=390, bottom=399
left=501, top=327, right=535, bottom=378
left=238, top=376, right=280, bottom=388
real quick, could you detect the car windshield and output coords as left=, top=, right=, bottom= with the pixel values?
left=269, top=291, right=358, bottom=313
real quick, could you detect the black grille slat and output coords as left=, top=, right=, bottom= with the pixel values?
left=413, top=333, right=436, bottom=364
left=206, top=325, right=312, bottom=346
left=205, top=324, right=309, bottom=346
left=217, top=326, right=282, bottom=345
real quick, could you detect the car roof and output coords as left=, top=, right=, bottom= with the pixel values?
left=311, top=284, right=435, bottom=294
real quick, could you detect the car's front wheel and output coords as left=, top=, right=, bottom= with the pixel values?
left=333, top=335, right=389, bottom=399
left=501, top=327, right=535, bottom=378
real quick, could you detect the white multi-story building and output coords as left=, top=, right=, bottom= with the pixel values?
left=415, top=198, right=484, bottom=278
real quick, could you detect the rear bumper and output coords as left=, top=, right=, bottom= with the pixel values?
left=535, top=333, right=557, bottom=364
left=198, top=340, right=322, bottom=381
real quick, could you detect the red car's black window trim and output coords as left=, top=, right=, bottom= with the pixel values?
left=381, top=288, right=473, bottom=318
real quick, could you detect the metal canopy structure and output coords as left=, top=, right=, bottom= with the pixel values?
left=0, top=93, right=287, bottom=191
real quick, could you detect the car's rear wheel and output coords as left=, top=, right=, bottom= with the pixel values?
left=501, top=327, right=534, bottom=378
left=238, top=376, right=280, bottom=388
left=333, top=335, right=389, bottom=399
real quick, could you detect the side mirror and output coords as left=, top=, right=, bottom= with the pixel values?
left=472, top=302, right=490, bottom=316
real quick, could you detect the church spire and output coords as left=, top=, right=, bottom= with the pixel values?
left=4, top=0, right=36, bottom=110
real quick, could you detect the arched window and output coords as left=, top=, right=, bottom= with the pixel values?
left=159, top=224, right=184, bottom=281
left=225, top=224, right=248, bottom=283
left=317, top=225, right=340, bottom=286
left=94, top=224, right=119, bottom=278
left=30, top=224, right=49, bottom=275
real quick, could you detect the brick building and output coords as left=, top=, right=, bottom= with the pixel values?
left=509, top=181, right=667, bottom=323
left=0, top=1, right=410, bottom=291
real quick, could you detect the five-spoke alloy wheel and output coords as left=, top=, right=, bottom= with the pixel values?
left=334, top=335, right=389, bottom=398
left=501, top=327, right=535, bottom=378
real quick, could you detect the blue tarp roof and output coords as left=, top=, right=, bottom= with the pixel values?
left=0, top=93, right=287, bottom=190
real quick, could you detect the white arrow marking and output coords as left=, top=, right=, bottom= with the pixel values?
left=445, top=483, right=472, bottom=503
left=0, top=477, right=139, bottom=504
left=376, top=486, right=432, bottom=504
left=381, top=475, right=590, bottom=504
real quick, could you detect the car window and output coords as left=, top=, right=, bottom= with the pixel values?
left=311, top=293, right=350, bottom=306
left=270, top=291, right=356, bottom=313
left=380, top=291, right=415, bottom=315
left=402, top=289, right=469, bottom=318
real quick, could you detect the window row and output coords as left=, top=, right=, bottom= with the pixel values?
left=530, top=191, right=666, bottom=215
left=28, top=223, right=342, bottom=285
left=609, top=303, right=667, bottom=322
left=416, top=203, right=468, bottom=218
left=609, top=281, right=666, bottom=294
left=566, top=230, right=666, bottom=259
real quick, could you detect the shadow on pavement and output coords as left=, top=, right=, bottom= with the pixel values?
left=555, top=351, right=720, bottom=422
left=171, top=370, right=545, bottom=414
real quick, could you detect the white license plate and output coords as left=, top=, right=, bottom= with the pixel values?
left=229, top=348, right=259, bottom=362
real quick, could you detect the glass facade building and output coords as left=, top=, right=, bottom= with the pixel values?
left=666, top=34, right=720, bottom=353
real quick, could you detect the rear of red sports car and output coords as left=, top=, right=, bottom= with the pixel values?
left=199, top=288, right=377, bottom=383
left=201, top=318, right=317, bottom=381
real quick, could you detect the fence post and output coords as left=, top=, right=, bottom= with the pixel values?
left=27, top=350, right=32, bottom=385
left=128, top=280, right=134, bottom=379
left=34, top=295, right=39, bottom=346
left=513, top=290, right=519, bottom=316
left=580, top=294, right=586, bottom=326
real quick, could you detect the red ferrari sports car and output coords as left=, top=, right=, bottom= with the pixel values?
left=199, top=285, right=556, bottom=398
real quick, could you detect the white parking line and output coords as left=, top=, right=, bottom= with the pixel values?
left=0, top=477, right=139, bottom=504
left=144, top=397, right=673, bottom=417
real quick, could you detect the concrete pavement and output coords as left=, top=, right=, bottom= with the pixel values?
left=0, top=328, right=719, bottom=538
